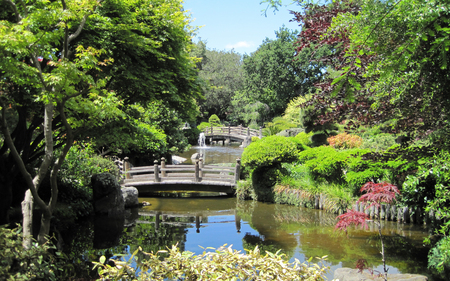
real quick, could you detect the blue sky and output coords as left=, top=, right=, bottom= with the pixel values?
left=183, top=0, right=301, bottom=55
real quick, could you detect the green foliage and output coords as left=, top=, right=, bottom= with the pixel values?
left=428, top=236, right=450, bottom=274
left=208, top=114, right=221, bottom=127
left=251, top=136, right=260, bottom=142
left=242, top=136, right=306, bottom=170
left=195, top=46, right=244, bottom=120
left=59, top=142, right=120, bottom=188
left=93, top=244, right=329, bottom=280
left=231, top=27, right=322, bottom=124
left=298, top=146, right=358, bottom=185
left=197, top=122, right=211, bottom=131
left=402, top=150, right=450, bottom=232
left=295, top=131, right=314, bottom=146
left=283, top=95, right=309, bottom=127
left=235, top=179, right=257, bottom=200
left=263, top=117, right=297, bottom=136
left=0, top=227, right=70, bottom=280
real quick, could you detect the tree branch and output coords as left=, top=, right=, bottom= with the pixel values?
left=4, top=0, right=22, bottom=22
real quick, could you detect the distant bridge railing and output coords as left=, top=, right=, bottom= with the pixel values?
left=203, top=125, right=262, bottom=139
left=123, top=157, right=241, bottom=188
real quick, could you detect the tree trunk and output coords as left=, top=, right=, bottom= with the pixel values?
left=21, top=190, right=34, bottom=249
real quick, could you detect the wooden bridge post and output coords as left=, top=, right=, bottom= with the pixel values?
left=199, top=158, right=203, bottom=178
left=211, top=125, right=213, bottom=135
left=195, top=159, right=200, bottom=182
left=247, top=127, right=250, bottom=136
left=161, top=157, right=166, bottom=178
left=259, top=127, right=262, bottom=138
left=234, top=158, right=241, bottom=184
left=228, top=125, right=231, bottom=135
left=124, top=157, right=131, bottom=179
left=154, top=160, right=161, bottom=182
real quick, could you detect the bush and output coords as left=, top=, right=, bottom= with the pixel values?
left=94, top=244, right=329, bottom=281
left=242, top=136, right=307, bottom=171
left=0, top=226, right=71, bottom=280
left=327, top=133, right=363, bottom=149
left=197, top=122, right=210, bottom=131
left=208, top=114, right=221, bottom=127
left=59, top=142, right=120, bottom=188
left=295, top=131, right=314, bottom=146
left=298, top=146, right=358, bottom=185
left=52, top=142, right=119, bottom=221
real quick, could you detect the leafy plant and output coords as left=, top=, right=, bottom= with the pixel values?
left=93, top=244, right=329, bottom=280
left=0, top=226, right=70, bottom=280
left=197, top=122, right=211, bottom=131
left=242, top=135, right=306, bottom=171
left=298, top=146, right=360, bottom=185
left=208, top=114, right=221, bottom=127
left=335, top=182, right=400, bottom=281
left=295, top=131, right=314, bottom=147
left=327, top=133, right=363, bottom=149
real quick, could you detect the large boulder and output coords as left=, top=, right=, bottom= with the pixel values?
left=91, top=173, right=124, bottom=216
left=122, top=186, right=139, bottom=208
left=334, top=268, right=428, bottom=281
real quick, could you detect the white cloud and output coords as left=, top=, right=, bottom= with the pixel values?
left=225, top=41, right=255, bottom=50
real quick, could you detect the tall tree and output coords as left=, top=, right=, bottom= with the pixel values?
left=0, top=0, right=200, bottom=247
left=195, top=46, right=244, bottom=121
left=232, top=26, right=324, bottom=125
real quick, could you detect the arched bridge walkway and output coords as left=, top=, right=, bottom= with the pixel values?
left=122, top=157, right=241, bottom=196
left=202, top=125, right=262, bottom=147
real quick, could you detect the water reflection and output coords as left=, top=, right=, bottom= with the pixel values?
left=125, top=197, right=436, bottom=280
left=62, top=196, right=439, bottom=280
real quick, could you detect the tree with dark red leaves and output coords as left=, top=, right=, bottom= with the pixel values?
left=336, top=182, right=400, bottom=281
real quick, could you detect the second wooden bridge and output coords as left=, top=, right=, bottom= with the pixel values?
left=123, top=157, right=241, bottom=196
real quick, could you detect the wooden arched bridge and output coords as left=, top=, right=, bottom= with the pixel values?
left=122, top=157, right=241, bottom=196
left=202, top=125, right=262, bottom=147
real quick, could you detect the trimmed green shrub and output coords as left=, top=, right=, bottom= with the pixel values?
left=208, top=114, right=221, bottom=127
left=295, top=131, right=313, bottom=146
left=197, top=122, right=210, bottom=131
left=298, top=146, right=361, bottom=185
left=242, top=135, right=307, bottom=170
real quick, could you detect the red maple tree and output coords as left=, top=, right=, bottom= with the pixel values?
left=335, top=182, right=400, bottom=281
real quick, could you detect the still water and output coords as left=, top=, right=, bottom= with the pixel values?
left=69, top=144, right=439, bottom=280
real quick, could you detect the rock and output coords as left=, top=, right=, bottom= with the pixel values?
left=122, top=186, right=139, bottom=208
left=91, top=173, right=124, bottom=216
left=172, top=155, right=187, bottom=164
left=191, top=153, right=200, bottom=159
left=334, top=268, right=428, bottom=281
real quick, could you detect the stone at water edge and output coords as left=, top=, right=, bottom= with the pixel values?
left=122, top=186, right=139, bottom=208
left=333, top=267, right=428, bottom=281
left=91, top=173, right=125, bottom=216
left=172, top=155, right=187, bottom=164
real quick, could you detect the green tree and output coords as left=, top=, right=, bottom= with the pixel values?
left=0, top=0, right=200, bottom=247
left=196, top=46, right=244, bottom=121
left=232, top=27, right=324, bottom=125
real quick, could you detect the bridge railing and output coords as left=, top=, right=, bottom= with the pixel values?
left=203, top=125, right=262, bottom=139
left=124, top=157, right=241, bottom=185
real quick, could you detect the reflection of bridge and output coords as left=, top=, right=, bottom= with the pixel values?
left=137, top=210, right=242, bottom=233
left=123, top=158, right=240, bottom=195
left=203, top=126, right=262, bottom=147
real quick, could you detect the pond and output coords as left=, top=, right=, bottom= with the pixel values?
left=65, top=144, right=441, bottom=280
